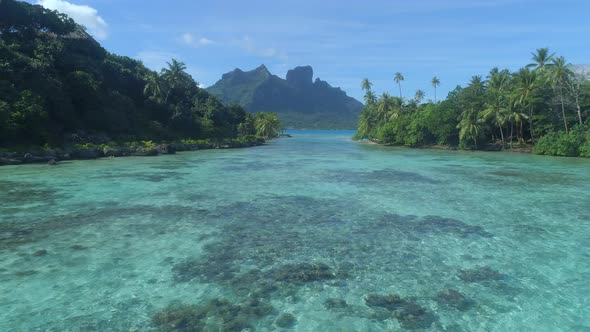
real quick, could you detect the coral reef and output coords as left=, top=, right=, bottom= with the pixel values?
left=275, top=313, right=297, bottom=328
left=459, top=266, right=504, bottom=283
left=434, top=289, right=474, bottom=311
left=152, top=298, right=275, bottom=332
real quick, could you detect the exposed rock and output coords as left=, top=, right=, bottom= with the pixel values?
left=0, top=158, right=22, bottom=166
left=48, top=159, right=57, bottom=166
left=72, top=148, right=102, bottom=159
left=156, top=144, right=176, bottom=155
left=132, top=147, right=158, bottom=156
left=103, top=146, right=133, bottom=157
left=42, top=150, right=57, bottom=158
left=57, top=152, right=71, bottom=160
left=286, top=65, right=313, bottom=87
left=170, top=143, right=188, bottom=152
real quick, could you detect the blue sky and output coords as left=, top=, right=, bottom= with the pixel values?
left=32, top=0, right=590, bottom=101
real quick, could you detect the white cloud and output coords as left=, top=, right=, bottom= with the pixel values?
left=236, top=36, right=288, bottom=60
left=180, top=33, right=214, bottom=47
left=37, top=0, right=108, bottom=40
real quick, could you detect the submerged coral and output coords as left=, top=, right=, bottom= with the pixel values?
left=324, top=298, right=349, bottom=310
left=434, top=289, right=474, bottom=311
left=269, top=263, right=336, bottom=284
left=152, top=298, right=275, bottom=332
left=393, top=302, right=437, bottom=330
left=459, top=266, right=504, bottom=283
left=381, top=214, right=494, bottom=238
left=275, top=313, right=297, bottom=328
left=364, top=294, right=437, bottom=330
left=365, top=294, right=408, bottom=311
left=32, top=249, right=48, bottom=256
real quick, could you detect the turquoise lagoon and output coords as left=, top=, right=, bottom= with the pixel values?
left=1, top=130, right=589, bottom=331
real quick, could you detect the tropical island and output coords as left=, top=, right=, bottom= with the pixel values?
left=0, top=0, right=282, bottom=166
left=207, top=64, right=363, bottom=129
left=355, top=49, right=590, bottom=157
left=2, top=1, right=590, bottom=332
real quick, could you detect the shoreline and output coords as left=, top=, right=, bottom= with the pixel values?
left=360, top=140, right=534, bottom=154
left=0, top=138, right=266, bottom=167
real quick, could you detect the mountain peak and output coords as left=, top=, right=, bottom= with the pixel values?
left=286, top=66, right=313, bottom=87
left=207, top=65, right=363, bottom=129
left=255, top=64, right=270, bottom=74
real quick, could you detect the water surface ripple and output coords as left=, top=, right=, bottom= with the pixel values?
left=1, top=130, right=590, bottom=331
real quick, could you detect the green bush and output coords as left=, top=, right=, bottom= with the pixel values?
left=533, top=126, right=588, bottom=157
left=579, top=129, right=590, bottom=158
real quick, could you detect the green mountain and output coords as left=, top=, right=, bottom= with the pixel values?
left=0, top=0, right=261, bottom=148
left=207, top=65, right=363, bottom=129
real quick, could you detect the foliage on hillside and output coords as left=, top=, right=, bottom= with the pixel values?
left=0, top=0, right=280, bottom=148
left=355, top=49, right=590, bottom=157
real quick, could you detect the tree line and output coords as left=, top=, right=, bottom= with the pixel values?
left=0, top=0, right=281, bottom=148
left=355, top=48, right=590, bottom=157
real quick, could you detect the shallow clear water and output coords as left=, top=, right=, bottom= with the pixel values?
left=1, top=130, right=590, bottom=331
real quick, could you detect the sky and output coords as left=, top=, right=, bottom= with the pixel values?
left=30, top=0, right=590, bottom=102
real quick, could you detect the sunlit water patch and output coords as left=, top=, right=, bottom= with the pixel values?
left=1, top=130, right=590, bottom=331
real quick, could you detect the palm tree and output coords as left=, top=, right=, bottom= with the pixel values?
left=513, top=68, right=539, bottom=141
left=364, top=90, right=377, bottom=105
left=548, top=56, right=574, bottom=132
left=482, top=69, right=511, bottom=147
left=361, top=78, right=373, bottom=92
left=389, top=96, right=404, bottom=120
left=468, top=75, right=485, bottom=92
left=361, top=79, right=376, bottom=105
left=377, top=93, right=395, bottom=122
left=414, top=89, right=425, bottom=104
left=481, top=103, right=507, bottom=147
left=457, top=110, right=482, bottom=149
left=506, top=105, right=529, bottom=146
left=431, top=76, right=440, bottom=103
left=356, top=110, right=374, bottom=140
left=394, top=72, right=404, bottom=99
left=254, top=112, right=282, bottom=138
left=527, top=48, right=555, bottom=71
left=161, top=59, right=188, bottom=103
left=144, top=72, right=163, bottom=101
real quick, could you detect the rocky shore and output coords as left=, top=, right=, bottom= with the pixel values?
left=0, top=138, right=266, bottom=167
left=363, top=140, right=533, bottom=154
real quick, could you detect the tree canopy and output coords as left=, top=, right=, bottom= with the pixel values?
left=0, top=0, right=278, bottom=148
left=354, top=49, right=590, bottom=157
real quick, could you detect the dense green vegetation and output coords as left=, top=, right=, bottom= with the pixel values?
left=355, top=48, right=590, bottom=157
left=0, top=0, right=281, bottom=150
left=207, top=65, right=363, bottom=129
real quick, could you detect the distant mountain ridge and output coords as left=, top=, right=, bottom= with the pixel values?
left=207, top=65, right=363, bottom=129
